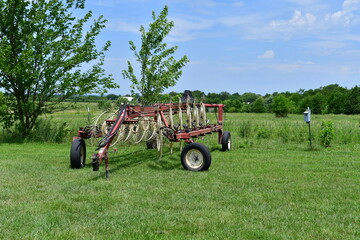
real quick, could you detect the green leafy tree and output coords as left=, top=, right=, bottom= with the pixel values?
left=298, top=93, right=326, bottom=114
left=327, top=88, right=348, bottom=114
left=251, top=97, right=266, bottom=113
left=264, top=94, right=274, bottom=112
left=122, top=6, right=189, bottom=105
left=106, top=94, right=118, bottom=100
left=311, top=93, right=326, bottom=114
left=0, top=92, right=6, bottom=113
left=224, top=99, right=242, bottom=113
left=192, top=90, right=205, bottom=101
left=0, top=92, right=11, bottom=127
left=272, top=95, right=291, bottom=117
left=219, top=91, right=231, bottom=101
left=0, top=0, right=117, bottom=136
left=206, top=93, right=221, bottom=104
left=168, top=91, right=181, bottom=101
left=345, top=86, right=360, bottom=114
left=242, top=92, right=259, bottom=104
left=298, top=96, right=313, bottom=114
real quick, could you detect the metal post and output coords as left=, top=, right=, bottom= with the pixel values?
left=304, top=107, right=312, bottom=149
left=308, top=122, right=312, bottom=149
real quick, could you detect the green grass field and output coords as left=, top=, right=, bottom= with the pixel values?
left=1, top=108, right=360, bottom=239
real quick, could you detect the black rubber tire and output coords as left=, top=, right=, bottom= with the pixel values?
left=70, top=139, right=86, bottom=169
left=221, top=131, right=231, bottom=151
left=181, top=142, right=211, bottom=171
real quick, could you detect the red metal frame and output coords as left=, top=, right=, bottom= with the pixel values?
left=74, top=103, right=225, bottom=176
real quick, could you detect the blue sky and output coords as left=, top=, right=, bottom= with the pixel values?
left=84, top=0, right=360, bottom=95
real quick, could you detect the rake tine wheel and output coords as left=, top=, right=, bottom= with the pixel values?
left=169, top=99, right=174, bottom=154
left=110, top=129, right=121, bottom=147
left=196, top=106, right=200, bottom=127
left=200, top=102, right=207, bottom=127
left=111, top=124, right=126, bottom=146
left=186, top=95, right=191, bottom=129
left=93, top=110, right=110, bottom=143
left=101, top=111, right=117, bottom=136
left=192, top=98, right=200, bottom=128
left=135, top=120, right=149, bottom=144
left=89, top=110, right=112, bottom=147
left=145, top=122, right=157, bottom=142
left=88, top=128, right=98, bottom=147
left=169, top=98, right=174, bottom=129
left=94, top=110, right=108, bottom=126
left=156, top=111, right=164, bottom=160
left=123, top=124, right=132, bottom=142
left=192, top=98, right=196, bottom=128
left=178, top=98, right=183, bottom=129
left=130, top=121, right=140, bottom=143
left=178, top=97, right=184, bottom=150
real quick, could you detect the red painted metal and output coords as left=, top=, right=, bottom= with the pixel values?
left=73, top=102, right=225, bottom=177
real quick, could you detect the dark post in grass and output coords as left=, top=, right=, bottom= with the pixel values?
left=303, top=107, right=312, bottom=149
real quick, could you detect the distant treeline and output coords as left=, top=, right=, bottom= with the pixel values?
left=65, top=84, right=360, bottom=114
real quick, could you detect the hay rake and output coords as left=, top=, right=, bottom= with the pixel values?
left=70, top=97, right=231, bottom=179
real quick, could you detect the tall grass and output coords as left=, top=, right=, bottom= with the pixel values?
left=0, top=102, right=99, bottom=144
left=224, top=113, right=360, bottom=148
left=1, top=104, right=360, bottom=147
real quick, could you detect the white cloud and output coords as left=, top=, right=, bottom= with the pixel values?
left=270, top=10, right=317, bottom=29
left=258, top=50, right=275, bottom=59
left=235, top=10, right=320, bottom=40
left=168, top=16, right=214, bottom=42
left=305, top=41, right=347, bottom=50
left=233, top=1, right=244, bottom=7
left=107, top=21, right=139, bottom=33
left=107, top=14, right=215, bottom=42
left=297, top=60, right=315, bottom=65
left=220, top=15, right=258, bottom=27
left=227, top=62, right=311, bottom=73
left=325, top=0, right=360, bottom=25
left=343, top=0, right=360, bottom=11
left=339, top=65, right=360, bottom=74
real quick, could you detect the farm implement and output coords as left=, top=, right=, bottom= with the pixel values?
left=70, top=96, right=231, bottom=179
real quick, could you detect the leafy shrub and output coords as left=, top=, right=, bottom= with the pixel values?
left=251, top=97, right=266, bottom=113
left=272, top=95, right=291, bottom=117
left=97, top=100, right=112, bottom=110
left=257, top=127, right=271, bottom=139
left=320, top=120, right=334, bottom=147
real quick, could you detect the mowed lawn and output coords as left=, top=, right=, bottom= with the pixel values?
left=1, top=140, right=360, bottom=239
left=1, top=110, right=360, bottom=239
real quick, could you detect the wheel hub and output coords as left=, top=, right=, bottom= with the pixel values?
left=185, top=149, right=204, bottom=168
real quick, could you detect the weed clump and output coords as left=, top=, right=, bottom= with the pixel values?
left=320, top=120, right=334, bottom=147
left=239, top=120, right=253, bottom=139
